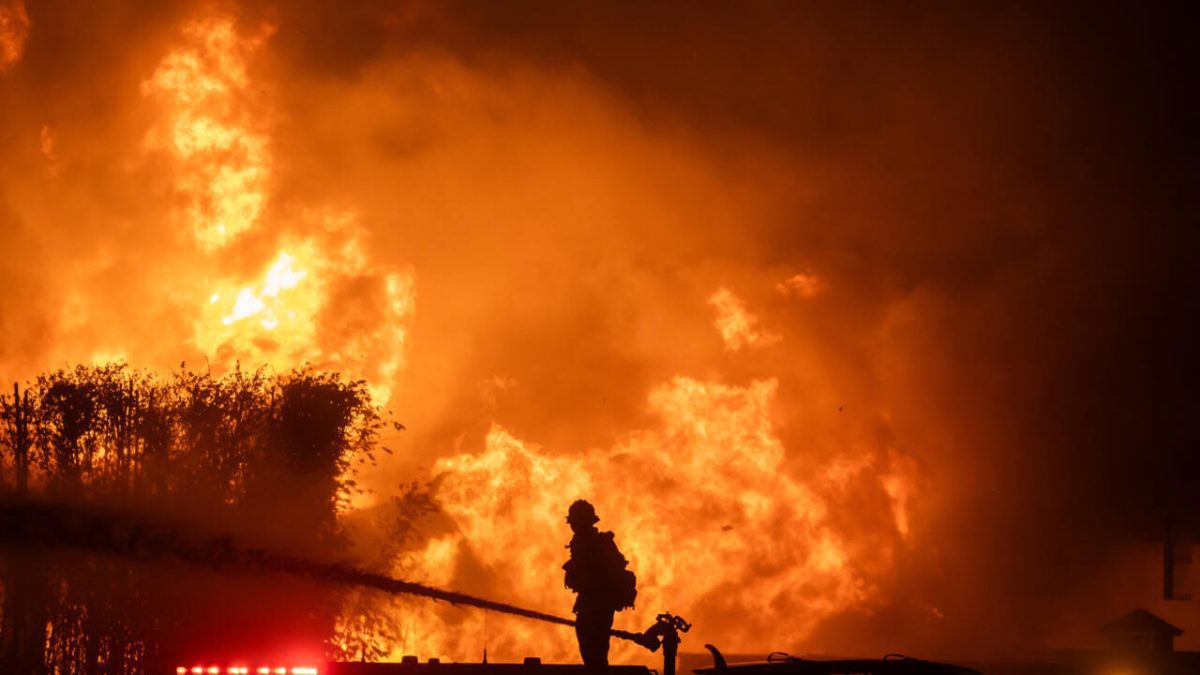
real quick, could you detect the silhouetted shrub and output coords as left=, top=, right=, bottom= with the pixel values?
left=0, top=364, right=385, bottom=674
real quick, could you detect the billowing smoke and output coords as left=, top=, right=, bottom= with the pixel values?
left=1, top=0, right=1197, bottom=665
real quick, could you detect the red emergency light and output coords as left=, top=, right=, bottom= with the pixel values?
left=175, top=662, right=316, bottom=667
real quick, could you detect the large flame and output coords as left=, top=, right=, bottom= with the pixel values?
left=5, top=1, right=1195, bottom=663
left=141, top=15, right=272, bottom=251
left=386, top=370, right=917, bottom=662
left=5, top=7, right=929, bottom=664
left=139, top=15, right=414, bottom=403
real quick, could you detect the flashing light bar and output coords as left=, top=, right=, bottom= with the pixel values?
left=176, top=662, right=319, bottom=667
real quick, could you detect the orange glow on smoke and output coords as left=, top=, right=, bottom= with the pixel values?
left=776, top=272, right=824, bottom=299
left=8, top=7, right=925, bottom=665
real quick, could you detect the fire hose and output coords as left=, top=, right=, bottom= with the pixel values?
left=0, top=496, right=689, bottom=670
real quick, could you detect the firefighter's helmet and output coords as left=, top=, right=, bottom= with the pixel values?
left=567, top=499, right=600, bottom=525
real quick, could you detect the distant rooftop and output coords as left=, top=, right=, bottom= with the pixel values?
left=1102, top=608, right=1184, bottom=637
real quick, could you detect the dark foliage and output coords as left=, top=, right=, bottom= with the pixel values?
left=0, top=364, right=384, bottom=674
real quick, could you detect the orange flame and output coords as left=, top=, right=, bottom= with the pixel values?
left=388, top=372, right=915, bottom=661
left=0, top=0, right=28, bottom=73
left=11, top=8, right=925, bottom=663
left=141, top=15, right=414, bottom=404
left=709, top=287, right=779, bottom=350
left=130, top=12, right=922, bottom=664
left=141, top=15, right=273, bottom=251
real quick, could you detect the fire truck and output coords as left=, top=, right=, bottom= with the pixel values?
left=171, top=615, right=980, bottom=675
left=172, top=661, right=654, bottom=675
left=172, top=651, right=979, bottom=675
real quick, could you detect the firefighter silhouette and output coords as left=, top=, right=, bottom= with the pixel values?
left=562, top=499, right=637, bottom=667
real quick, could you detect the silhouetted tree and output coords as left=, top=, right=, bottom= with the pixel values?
left=0, top=364, right=390, bottom=674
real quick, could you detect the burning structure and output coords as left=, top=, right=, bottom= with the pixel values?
left=1, top=1, right=1198, bottom=674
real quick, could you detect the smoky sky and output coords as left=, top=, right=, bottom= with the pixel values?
left=280, top=0, right=1200, bottom=636
left=2, top=0, right=1198, bottom=658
